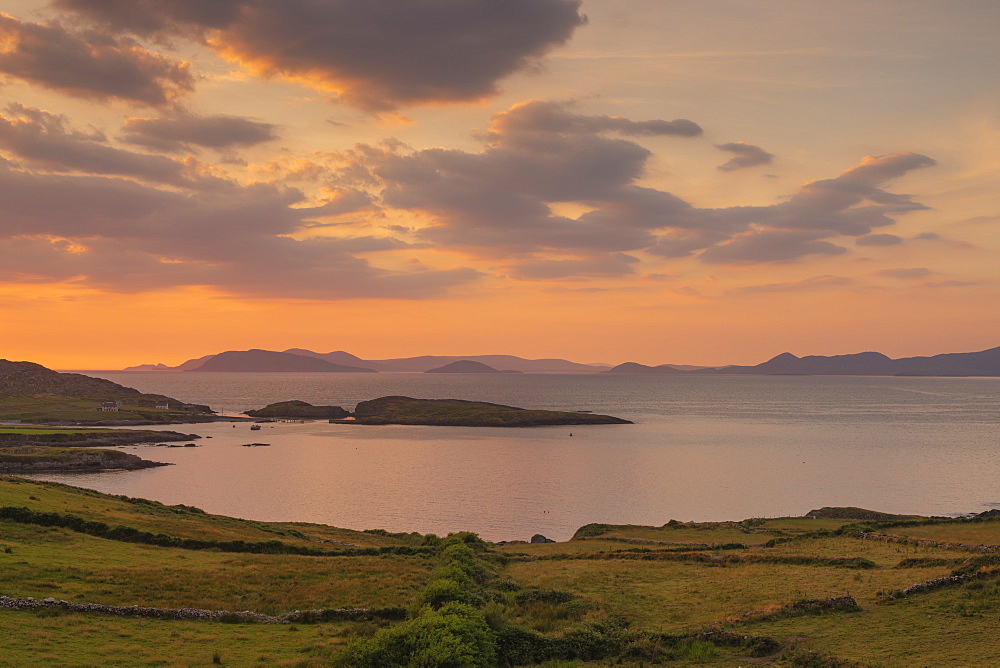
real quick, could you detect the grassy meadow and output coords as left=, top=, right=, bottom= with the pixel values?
left=2, top=476, right=1000, bottom=666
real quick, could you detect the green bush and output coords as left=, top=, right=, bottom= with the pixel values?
left=335, top=603, right=497, bottom=667
left=421, top=578, right=470, bottom=609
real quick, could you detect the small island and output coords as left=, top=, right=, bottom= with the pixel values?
left=350, top=396, right=631, bottom=427
left=244, top=400, right=350, bottom=419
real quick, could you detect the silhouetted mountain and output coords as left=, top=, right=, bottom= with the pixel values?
left=125, top=354, right=215, bottom=371
left=283, top=348, right=370, bottom=367
left=703, top=346, right=1000, bottom=376
left=604, top=362, right=693, bottom=375
left=424, top=360, right=523, bottom=374
left=123, top=345, right=1000, bottom=376
left=187, top=350, right=376, bottom=373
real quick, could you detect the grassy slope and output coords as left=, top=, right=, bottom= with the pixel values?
left=0, top=394, right=205, bottom=424
left=0, top=428, right=118, bottom=435
left=4, top=478, right=1000, bottom=665
left=0, top=611, right=354, bottom=667
left=0, top=477, right=403, bottom=547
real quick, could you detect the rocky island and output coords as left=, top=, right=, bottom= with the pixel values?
left=350, top=396, right=631, bottom=427
left=243, top=396, right=630, bottom=426
left=244, top=401, right=350, bottom=419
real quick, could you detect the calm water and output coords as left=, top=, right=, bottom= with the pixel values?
left=29, top=372, right=1000, bottom=541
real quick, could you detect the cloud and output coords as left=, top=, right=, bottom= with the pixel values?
left=121, top=111, right=278, bottom=152
left=365, top=102, right=704, bottom=258
left=0, top=14, right=192, bottom=106
left=699, top=229, right=847, bottom=264
left=55, top=0, right=587, bottom=111
left=922, top=280, right=981, bottom=288
left=856, top=233, right=904, bottom=246
left=716, top=141, right=774, bottom=172
left=490, top=100, right=702, bottom=138
left=507, top=253, right=639, bottom=280
left=875, top=267, right=932, bottom=279
left=729, top=275, right=853, bottom=295
left=330, top=102, right=937, bottom=271
left=0, top=159, right=480, bottom=299
left=0, top=104, right=218, bottom=187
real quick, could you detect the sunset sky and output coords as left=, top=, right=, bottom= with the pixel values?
left=1, top=0, right=997, bottom=369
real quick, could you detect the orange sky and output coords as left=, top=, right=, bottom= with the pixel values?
left=1, top=1, right=997, bottom=369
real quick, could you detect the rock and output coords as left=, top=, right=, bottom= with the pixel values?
left=530, top=534, right=556, bottom=544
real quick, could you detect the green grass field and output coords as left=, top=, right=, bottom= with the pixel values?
left=2, top=477, right=999, bottom=666
left=0, top=394, right=208, bottom=424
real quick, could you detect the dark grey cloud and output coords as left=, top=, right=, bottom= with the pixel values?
left=699, top=230, right=847, bottom=264
left=55, top=0, right=587, bottom=111
left=366, top=102, right=704, bottom=260
left=856, top=233, right=904, bottom=246
left=343, top=102, right=935, bottom=269
left=491, top=100, right=702, bottom=138
left=54, top=0, right=244, bottom=36
left=0, top=15, right=192, bottom=105
left=0, top=104, right=220, bottom=187
left=875, top=267, right=932, bottom=279
left=0, top=159, right=479, bottom=298
left=716, top=141, right=774, bottom=172
left=121, top=111, right=278, bottom=152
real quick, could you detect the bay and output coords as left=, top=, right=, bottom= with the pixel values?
left=28, top=372, right=1000, bottom=541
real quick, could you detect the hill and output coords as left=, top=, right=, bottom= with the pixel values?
left=609, top=345, right=1000, bottom=377
left=188, top=350, right=376, bottom=373
left=706, top=346, right=1000, bottom=376
left=4, top=478, right=1000, bottom=665
left=424, top=360, right=523, bottom=374
left=0, top=360, right=213, bottom=423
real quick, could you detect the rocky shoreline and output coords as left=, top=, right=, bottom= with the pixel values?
left=0, top=448, right=170, bottom=473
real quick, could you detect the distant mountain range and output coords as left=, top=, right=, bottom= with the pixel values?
left=122, top=345, right=1000, bottom=376
left=125, top=349, right=612, bottom=373
left=605, top=346, right=1000, bottom=377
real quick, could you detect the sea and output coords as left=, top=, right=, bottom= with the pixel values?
left=26, top=372, right=1000, bottom=542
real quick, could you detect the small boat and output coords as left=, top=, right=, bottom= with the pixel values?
left=250, top=424, right=262, bottom=431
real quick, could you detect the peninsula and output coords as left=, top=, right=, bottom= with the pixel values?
left=0, top=426, right=195, bottom=472
left=0, top=359, right=215, bottom=425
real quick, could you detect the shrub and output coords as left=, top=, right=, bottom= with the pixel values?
left=672, top=639, right=717, bottom=662
left=420, top=578, right=470, bottom=609
left=335, top=603, right=497, bottom=668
